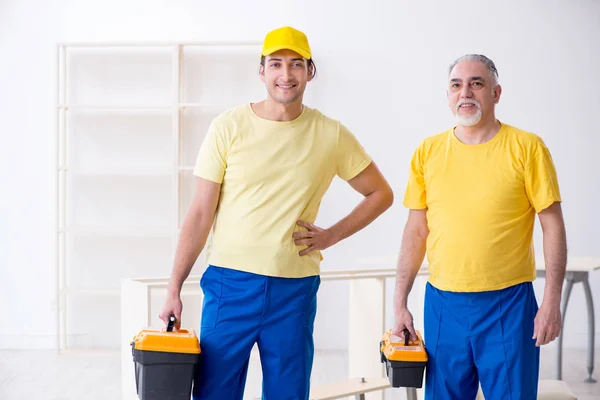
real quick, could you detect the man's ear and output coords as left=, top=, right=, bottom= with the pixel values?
left=307, top=62, right=314, bottom=82
left=259, top=64, right=266, bottom=83
left=493, top=84, right=502, bottom=104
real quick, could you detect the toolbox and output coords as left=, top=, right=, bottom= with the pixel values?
left=131, top=315, right=201, bottom=400
left=380, top=328, right=427, bottom=388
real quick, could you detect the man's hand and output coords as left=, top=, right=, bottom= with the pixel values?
left=392, top=307, right=417, bottom=341
left=159, top=294, right=183, bottom=331
left=291, top=163, right=393, bottom=257
left=533, top=300, right=562, bottom=346
left=293, top=220, right=338, bottom=256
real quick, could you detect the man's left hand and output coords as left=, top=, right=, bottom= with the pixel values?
left=533, top=301, right=562, bottom=346
left=293, top=220, right=337, bottom=256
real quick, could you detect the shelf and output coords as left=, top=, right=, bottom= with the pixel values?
left=59, top=167, right=173, bottom=177
left=59, top=226, right=173, bottom=237
left=58, top=104, right=173, bottom=110
left=60, top=288, right=121, bottom=296
left=58, top=103, right=234, bottom=110
left=57, top=40, right=260, bottom=352
left=179, top=103, right=234, bottom=110
left=58, top=41, right=260, bottom=48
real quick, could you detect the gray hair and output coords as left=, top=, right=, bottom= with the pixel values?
left=448, top=54, right=499, bottom=85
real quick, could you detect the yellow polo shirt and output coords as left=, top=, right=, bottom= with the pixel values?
left=403, top=122, right=561, bottom=292
left=194, top=104, right=372, bottom=278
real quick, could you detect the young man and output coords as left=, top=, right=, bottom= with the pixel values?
left=159, top=26, right=393, bottom=400
left=393, top=54, right=567, bottom=399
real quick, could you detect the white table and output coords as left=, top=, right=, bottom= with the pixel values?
left=356, top=256, right=600, bottom=384
left=535, top=257, right=600, bottom=382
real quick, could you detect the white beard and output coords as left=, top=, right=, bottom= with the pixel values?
left=454, top=99, right=482, bottom=127
left=455, top=108, right=482, bottom=127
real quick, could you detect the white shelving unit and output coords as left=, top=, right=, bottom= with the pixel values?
left=56, top=41, right=263, bottom=352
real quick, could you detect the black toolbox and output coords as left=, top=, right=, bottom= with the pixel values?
left=131, top=316, right=201, bottom=400
left=380, top=328, right=427, bottom=388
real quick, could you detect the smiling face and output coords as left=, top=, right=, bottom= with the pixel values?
left=447, top=60, right=502, bottom=127
left=260, top=49, right=313, bottom=105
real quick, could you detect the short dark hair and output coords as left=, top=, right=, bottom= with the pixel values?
left=260, top=55, right=317, bottom=79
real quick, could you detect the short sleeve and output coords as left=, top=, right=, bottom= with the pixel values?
left=524, top=139, right=562, bottom=213
left=193, top=120, right=228, bottom=183
left=335, top=123, right=372, bottom=181
left=402, top=144, right=427, bottom=209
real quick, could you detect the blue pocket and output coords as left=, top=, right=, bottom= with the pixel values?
left=200, top=266, right=223, bottom=328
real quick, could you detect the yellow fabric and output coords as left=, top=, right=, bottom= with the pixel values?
left=403, top=122, right=561, bottom=292
left=194, top=104, right=372, bottom=278
left=261, top=26, right=312, bottom=59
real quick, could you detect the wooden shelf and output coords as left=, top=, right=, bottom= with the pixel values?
left=56, top=41, right=262, bottom=352
left=59, top=226, right=172, bottom=238
left=60, top=287, right=121, bottom=296
left=58, top=103, right=233, bottom=110
left=57, top=41, right=260, bottom=48
left=64, top=168, right=172, bottom=177
left=58, top=104, right=172, bottom=110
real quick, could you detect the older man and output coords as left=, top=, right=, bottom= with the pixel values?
left=393, top=54, right=567, bottom=399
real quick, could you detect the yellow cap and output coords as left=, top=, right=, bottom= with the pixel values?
left=261, top=26, right=312, bottom=60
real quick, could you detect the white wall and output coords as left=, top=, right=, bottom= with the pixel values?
left=1, top=0, right=599, bottom=351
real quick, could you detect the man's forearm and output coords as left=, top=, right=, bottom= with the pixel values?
left=328, top=188, right=393, bottom=244
left=395, top=229, right=427, bottom=309
left=542, top=222, right=568, bottom=304
left=167, top=209, right=213, bottom=296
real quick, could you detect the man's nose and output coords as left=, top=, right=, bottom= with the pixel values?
left=460, top=85, right=473, bottom=98
left=281, top=65, right=292, bottom=80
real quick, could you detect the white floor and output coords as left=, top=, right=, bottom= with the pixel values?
left=0, top=346, right=598, bottom=399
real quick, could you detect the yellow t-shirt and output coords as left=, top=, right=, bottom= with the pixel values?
left=193, top=104, right=372, bottom=278
left=403, top=122, right=561, bottom=292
